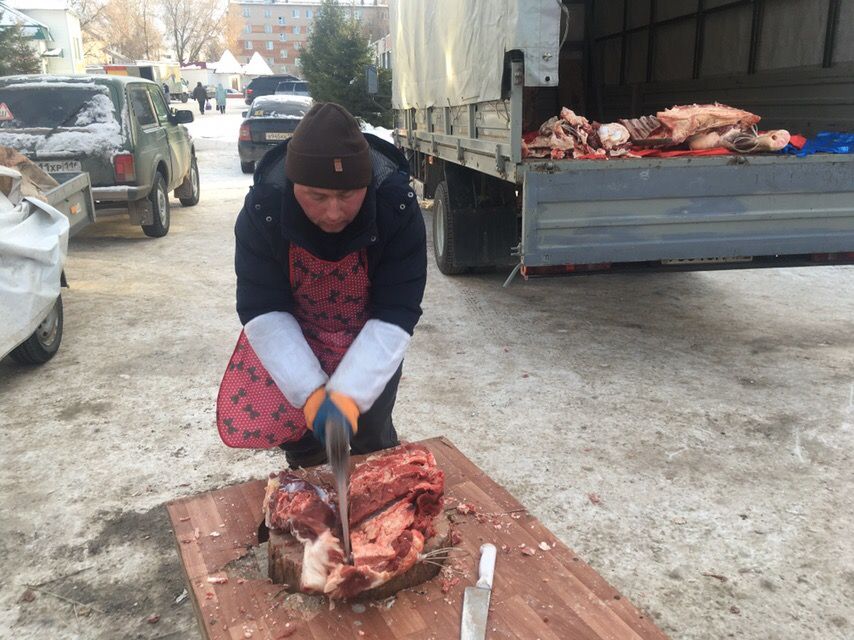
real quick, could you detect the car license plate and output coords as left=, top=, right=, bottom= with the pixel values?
left=36, top=160, right=82, bottom=173
left=266, top=132, right=292, bottom=141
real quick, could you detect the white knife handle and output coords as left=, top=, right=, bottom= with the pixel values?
left=476, top=543, right=497, bottom=590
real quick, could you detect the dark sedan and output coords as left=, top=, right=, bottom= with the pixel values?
left=238, top=95, right=312, bottom=174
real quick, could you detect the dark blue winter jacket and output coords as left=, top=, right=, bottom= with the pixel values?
left=234, top=134, right=427, bottom=335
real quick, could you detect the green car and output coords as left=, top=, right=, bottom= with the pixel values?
left=0, top=74, right=200, bottom=237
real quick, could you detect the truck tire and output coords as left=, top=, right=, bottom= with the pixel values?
left=180, top=93, right=188, bottom=103
left=432, top=181, right=466, bottom=275
left=142, top=173, right=170, bottom=238
left=10, top=295, right=63, bottom=365
left=241, top=160, right=255, bottom=174
left=178, top=156, right=200, bottom=206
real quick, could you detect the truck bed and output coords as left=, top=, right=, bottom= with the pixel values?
left=521, top=153, right=854, bottom=268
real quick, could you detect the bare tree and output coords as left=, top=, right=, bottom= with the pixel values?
left=160, top=0, right=225, bottom=65
left=70, top=0, right=106, bottom=32
left=80, top=0, right=163, bottom=60
left=204, top=9, right=241, bottom=62
left=70, top=0, right=107, bottom=58
left=105, top=0, right=162, bottom=59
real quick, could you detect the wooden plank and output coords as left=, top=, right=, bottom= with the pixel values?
left=166, top=437, right=669, bottom=640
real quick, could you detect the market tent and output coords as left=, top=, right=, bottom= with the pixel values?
left=243, top=51, right=273, bottom=76
left=212, top=50, right=242, bottom=74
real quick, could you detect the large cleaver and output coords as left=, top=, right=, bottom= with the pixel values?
left=461, top=543, right=497, bottom=640
left=325, top=414, right=352, bottom=563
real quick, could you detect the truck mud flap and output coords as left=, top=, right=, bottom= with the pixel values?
left=520, top=155, right=854, bottom=268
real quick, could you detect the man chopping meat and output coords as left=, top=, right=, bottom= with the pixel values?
left=224, top=103, right=426, bottom=469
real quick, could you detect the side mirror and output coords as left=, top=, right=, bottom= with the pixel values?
left=174, top=109, right=194, bottom=124
left=241, top=111, right=248, bottom=118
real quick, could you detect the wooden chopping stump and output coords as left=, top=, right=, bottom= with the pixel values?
left=268, top=510, right=454, bottom=600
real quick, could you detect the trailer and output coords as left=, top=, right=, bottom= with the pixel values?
left=391, top=0, right=854, bottom=277
left=43, top=171, right=96, bottom=238
left=0, top=165, right=94, bottom=365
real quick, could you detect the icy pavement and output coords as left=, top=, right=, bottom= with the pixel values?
left=0, top=100, right=852, bottom=640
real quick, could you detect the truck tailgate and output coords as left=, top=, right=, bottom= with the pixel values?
left=521, top=154, right=854, bottom=268
left=45, top=172, right=96, bottom=238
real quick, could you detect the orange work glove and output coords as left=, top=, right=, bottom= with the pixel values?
left=303, top=386, right=326, bottom=430
left=308, top=391, right=359, bottom=446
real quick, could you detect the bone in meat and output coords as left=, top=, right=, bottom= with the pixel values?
left=687, top=127, right=791, bottom=153
left=619, top=115, right=664, bottom=142
left=656, top=103, right=761, bottom=144
left=597, top=123, right=631, bottom=150
left=265, top=444, right=445, bottom=599
left=560, top=107, right=589, bottom=128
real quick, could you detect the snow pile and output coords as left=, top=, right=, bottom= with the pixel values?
left=36, top=120, right=122, bottom=158
left=1, top=77, right=98, bottom=87
left=0, top=125, right=121, bottom=159
left=264, top=113, right=302, bottom=120
left=360, top=122, right=394, bottom=145
left=74, top=94, right=116, bottom=126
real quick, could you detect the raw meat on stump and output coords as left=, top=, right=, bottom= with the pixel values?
left=264, top=443, right=446, bottom=599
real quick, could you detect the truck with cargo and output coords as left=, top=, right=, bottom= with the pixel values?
left=390, top=0, right=854, bottom=277
left=104, top=62, right=189, bottom=102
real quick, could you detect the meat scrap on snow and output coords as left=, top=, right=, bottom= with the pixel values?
left=264, top=444, right=446, bottom=599
left=522, top=103, right=790, bottom=160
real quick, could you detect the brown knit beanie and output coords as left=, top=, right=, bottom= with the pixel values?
left=285, top=102, right=372, bottom=189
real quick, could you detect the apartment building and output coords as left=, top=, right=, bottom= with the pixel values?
left=370, top=33, right=390, bottom=69
left=228, top=0, right=389, bottom=77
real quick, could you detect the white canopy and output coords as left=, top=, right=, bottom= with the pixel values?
left=243, top=52, right=273, bottom=76
left=390, top=0, right=560, bottom=109
left=213, top=50, right=242, bottom=75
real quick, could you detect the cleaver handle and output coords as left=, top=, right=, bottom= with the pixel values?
left=475, top=543, right=497, bottom=590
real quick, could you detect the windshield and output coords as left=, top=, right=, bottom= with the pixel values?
left=250, top=100, right=309, bottom=118
left=0, top=84, right=117, bottom=129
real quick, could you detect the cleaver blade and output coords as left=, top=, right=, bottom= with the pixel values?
left=325, top=414, right=352, bottom=563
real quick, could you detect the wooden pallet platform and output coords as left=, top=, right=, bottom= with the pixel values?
left=166, top=437, right=669, bottom=639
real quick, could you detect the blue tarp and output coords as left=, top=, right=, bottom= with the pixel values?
left=783, top=132, right=854, bottom=157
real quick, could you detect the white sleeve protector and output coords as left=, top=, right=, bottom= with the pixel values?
left=244, top=311, right=328, bottom=408
left=327, top=319, right=412, bottom=413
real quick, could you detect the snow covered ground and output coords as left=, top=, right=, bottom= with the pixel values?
left=1, top=104, right=852, bottom=640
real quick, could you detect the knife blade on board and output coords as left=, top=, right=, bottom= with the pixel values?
left=460, top=543, right=497, bottom=640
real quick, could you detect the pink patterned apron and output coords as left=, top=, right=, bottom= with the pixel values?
left=216, top=245, right=370, bottom=448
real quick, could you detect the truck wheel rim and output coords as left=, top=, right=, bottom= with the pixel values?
left=158, top=185, right=168, bottom=224
left=37, top=302, right=60, bottom=347
left=435, top=198, right=446, bottom=257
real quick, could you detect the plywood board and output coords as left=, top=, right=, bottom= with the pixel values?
left=166, top=437, right=669, bottom=639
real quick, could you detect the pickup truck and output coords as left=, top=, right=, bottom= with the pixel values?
left=0, top=74, right=200, bottom=238
left=391, top=0, right=854, bottom=276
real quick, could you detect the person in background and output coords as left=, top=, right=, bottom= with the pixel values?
left=162, top=82, right=170, bottom=103
left=192, top=82, right=207, bottom=115
left=215, top=83, right=227, bottom=114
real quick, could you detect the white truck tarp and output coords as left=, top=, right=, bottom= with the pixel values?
left=0, top=166, right=69, bottom=359
left=391, top=0, right=560, bottom=109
